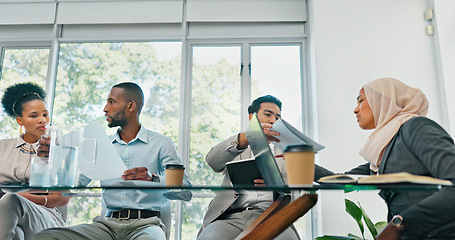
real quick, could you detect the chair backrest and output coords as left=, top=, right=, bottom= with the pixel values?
left=236, top=193, right=318, bottom=240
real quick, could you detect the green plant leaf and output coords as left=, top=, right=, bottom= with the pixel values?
left=344, top=188, right=356, bottom=194
left=347, top=233, right=364, bottom=240
left=375, top=221, right=388, bottom=233
left=345, top=199, right=365, bottom=238
left=357, top=201, right=377, bottom=237
left=316, top=235, right=356, bottom=240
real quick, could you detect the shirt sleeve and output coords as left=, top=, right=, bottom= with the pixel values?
left=314, top=163, right=371, bottom=181
left=205, top=134, right=246, bottom=172
left=158, top=136, right=192, bottom=187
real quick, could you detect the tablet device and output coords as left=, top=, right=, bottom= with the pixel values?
left=245, top=113, right=285, bottom=187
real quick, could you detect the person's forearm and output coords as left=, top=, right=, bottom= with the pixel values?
left=205, top=135, right=245, bottom=172
left=45, top=193, right=71, bottom=207
left=314, top=163, right=371, bottom=181
left=314, top=164, right=336, bottom=181
left=18, top=192, right=70, bottom=208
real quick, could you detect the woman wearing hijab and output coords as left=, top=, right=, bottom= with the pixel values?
left=315, top=78, right=455, bottom=239
left=0, top=82, right=70, bottom=240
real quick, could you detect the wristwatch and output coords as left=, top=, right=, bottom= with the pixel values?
left=391, top=214, right=405, bottom=231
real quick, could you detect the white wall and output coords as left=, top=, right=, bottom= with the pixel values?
left=433, top=0, right=455, bottom=136
left=309, top=0, right=453, bottom=238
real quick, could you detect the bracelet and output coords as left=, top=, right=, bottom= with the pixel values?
left=42, top=195, right=48, bottom=207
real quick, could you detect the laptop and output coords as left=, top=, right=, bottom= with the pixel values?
left=244, top=113, right=286, bottom=187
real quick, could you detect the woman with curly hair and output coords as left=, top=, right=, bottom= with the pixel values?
left=0, top=82, right=70, bottom=240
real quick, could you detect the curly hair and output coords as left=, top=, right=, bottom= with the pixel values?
left=1, top=82, right=46, bottom=117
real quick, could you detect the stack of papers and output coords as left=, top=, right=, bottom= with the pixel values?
left=269, top=118, right=324, bottom=152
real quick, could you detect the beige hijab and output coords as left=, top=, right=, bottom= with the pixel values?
left=359, top=78, right=429, bottom=171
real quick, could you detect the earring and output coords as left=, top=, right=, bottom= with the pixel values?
left=19, top=125, right=23, bottom=134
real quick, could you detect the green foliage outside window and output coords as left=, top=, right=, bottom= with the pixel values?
left=0, top=49, right=49, bottom=137
left=53, top=43, right=240, bottom=239
left=1, top=43, right=245, bottom=239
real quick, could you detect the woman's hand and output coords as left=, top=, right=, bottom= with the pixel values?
left=37, top=135, right=51, bottom=158
left=375, top=221, right=403, bottom=240
left=17, top=191, right=70, bottom=208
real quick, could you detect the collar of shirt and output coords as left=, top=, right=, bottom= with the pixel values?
left=14, top=134, right=39, bottom=150
left=111, top=125, right=148, bottom=145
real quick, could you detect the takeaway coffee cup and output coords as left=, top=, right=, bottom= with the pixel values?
left=165, top=164, right=185, bottom=186
left=284, top=144, right=315, bottom=186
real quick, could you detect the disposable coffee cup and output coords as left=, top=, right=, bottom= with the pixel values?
left=284, top=144, right=315, bottom=186
left=165, top=164, right=185, bottom=186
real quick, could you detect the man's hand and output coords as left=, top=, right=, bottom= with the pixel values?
left=261, top=123, right=280, bottom=143
left=122, top=167, right=157, bottom=182
left=37, top=135, right=51, bottom=158
left=237, top=123, right=281, bottom=150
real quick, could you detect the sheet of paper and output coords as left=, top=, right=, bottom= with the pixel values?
left=79, top=121, right=127, bottom=181
left=270, top=118, right=325, bottom=152
left=101, top=178, right=157, bottom=187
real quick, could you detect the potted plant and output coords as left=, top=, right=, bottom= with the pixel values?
left=316, top=199, right=387, bottom=240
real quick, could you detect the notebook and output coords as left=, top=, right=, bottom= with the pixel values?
left=226, top=157, right=262, bottom=186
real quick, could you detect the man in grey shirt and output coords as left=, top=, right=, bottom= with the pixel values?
left=197, top=95, right=299, bottom=240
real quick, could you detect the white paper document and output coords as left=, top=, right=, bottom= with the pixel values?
left=79, top=121, right=127, bottom=181
left=270, top=118, right=325, bottom=152
left=101, top=178, right=157, bottom=188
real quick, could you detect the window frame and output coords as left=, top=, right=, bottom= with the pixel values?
left=0, top=1, right=312, bottom=238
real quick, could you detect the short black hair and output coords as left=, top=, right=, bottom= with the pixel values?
left=112, top=82, right=144, bottom=113
left=1, top=82, right=46, bottom=117
left=247, top=95, right=282, bottom=114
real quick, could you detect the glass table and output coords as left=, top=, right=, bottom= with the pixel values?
left=0, top=183, right=446, bottom=240
left=0, top=182, right=445, bottom=192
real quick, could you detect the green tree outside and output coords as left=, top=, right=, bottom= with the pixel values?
left=1, top=43, right=251, bottom=239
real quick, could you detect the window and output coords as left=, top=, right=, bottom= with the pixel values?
left=0, top=48, right=50, bottom=138
left=52, top=41, right=182, bottom=226
left=190, top=46, right=242, bottom=186
left=180, top=43, right=306, bottom=239
left=1, top=0, right=310, bottom=238
left=177, top=46, right=242, bottom=238
left=251, top=45, right=303, bottom=128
